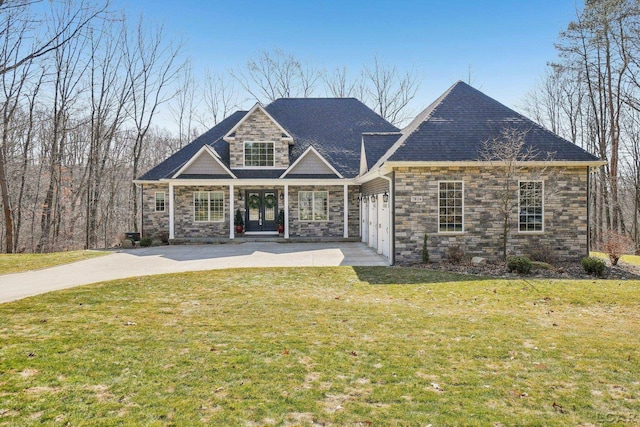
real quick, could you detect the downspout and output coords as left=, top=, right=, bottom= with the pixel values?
left=136, top=183, right=144, bottom=238
left=378, top=169, right=394, bottom=265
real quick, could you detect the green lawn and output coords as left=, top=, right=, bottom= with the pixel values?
left=0, top=250, right=107, bottom=275
left=591, top=251, right=640, bottom=266
left=1, top=267, right=638, bottom=426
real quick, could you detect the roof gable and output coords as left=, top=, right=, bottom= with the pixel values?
left=281, top=145, right=342, bottom=178
left=223, top=103, right=293, bottom=143
left=173, top=145, right=235, bottom=178
left=378, top=81, right=600, bottom=165
left=137, top=111, right=244, bottom=181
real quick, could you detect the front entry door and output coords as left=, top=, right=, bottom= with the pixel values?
left=246, top=190, right=278, bottom=232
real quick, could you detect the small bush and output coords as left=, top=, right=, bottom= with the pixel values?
left=507, top=256, right=532, bottom=274
left=422, top=233, right=429, bottom=263
left=154, top=231, right=169, bottom=244
left=528, top=244, right=558, bottom=265
left=581, top=256, right=606, bottom=277
left=603, top=231, right=633, bottom=266
left=139, top=237, right=153, bottom=247
left=447, top=245, right=465, bottom=264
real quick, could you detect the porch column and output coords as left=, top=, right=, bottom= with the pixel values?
left=284, top=184, right=289, bottom=239
left=343, top=184, right=349, bottom=238
left=229, top=184, right=234, bottom=239
left=169, top=182, right=175, bottom=240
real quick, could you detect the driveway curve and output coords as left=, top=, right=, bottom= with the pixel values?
left=0, top=242, right=388, bottom=303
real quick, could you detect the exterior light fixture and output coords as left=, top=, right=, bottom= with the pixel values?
left=383, top=192, right=389, bottom=202
left=370, top=194, right=376, bottom=202
left=238, top=192, right=244, bottom=201
left=280, top=193, right=284, bottom=201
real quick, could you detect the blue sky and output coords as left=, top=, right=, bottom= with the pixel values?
left=111, top=0, right=582, bottom=121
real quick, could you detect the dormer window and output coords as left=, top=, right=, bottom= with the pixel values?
left=244, top=142, right=275, bottom=167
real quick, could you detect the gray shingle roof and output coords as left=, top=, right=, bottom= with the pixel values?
left=383, top=81, right=600, bottom=164
left=265, top=98, right=399, bottom=177
left=138, top=99, right=397, bottom=181
left=138, top=111, right=245, bottom=181
left=362, top=133, right=402, bottom=170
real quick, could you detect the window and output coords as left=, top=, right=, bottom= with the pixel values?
left=155, top=191, right=165, bottom=212
left=244, top=142, right=275, bottom=167
left=438, top=181, right=463, bottom=233
left=194, top=191, right=224, bottom=222
left=299, top=191, right=328, bottom=221
left=519, top=181, right=543, bottom=232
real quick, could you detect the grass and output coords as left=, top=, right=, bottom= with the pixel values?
left=0, top=250, right=107, bottom=275
left=1, top=266, right=639, bottom=426
left=591, top=250, right=640, bottom=266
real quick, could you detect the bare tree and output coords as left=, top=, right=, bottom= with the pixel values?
left=200, top=68, right=239, bottom=127
left=124, top=16, right=182, bottom=232
left=169, top=60, right=200, bottom=148
left=232, top=48, right=320, bottom=102
left=0, top=0, right=107, bottom=76
left=84, top=19, right=132, bottom=249
left=480, top=128, right=554, bottom=260
left=322, top=65, right=359, bottom=98
left=362, top=55, right=421, bottom=126
left=555, top=0, right=637, bottom=236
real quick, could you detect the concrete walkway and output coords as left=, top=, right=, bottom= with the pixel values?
left=0, top=242, right=388, bottom=303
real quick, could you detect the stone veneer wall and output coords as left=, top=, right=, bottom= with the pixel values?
left=173, top=186, right=230, bottom=238
left=142, top=184, right=170, bottom=240
left=142, top=184, right=360, bottom=240
left=230, top=108, right=289, bottom=169
left=393, top=166, right=590, bottom=264
left=288, top=185, right=359, bottom=238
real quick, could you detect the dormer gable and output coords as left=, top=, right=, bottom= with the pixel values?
left=281, top=145, right=342, bottom=178
left=172, top=145, right=236, bottom=178
left=224, top=103, right=293, bottom=169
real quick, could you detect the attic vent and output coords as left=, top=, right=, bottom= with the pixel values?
left=281, top=133, right=288, bottom=138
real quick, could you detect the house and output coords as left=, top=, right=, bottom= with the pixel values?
left=135, top=81, right=603, bottom=264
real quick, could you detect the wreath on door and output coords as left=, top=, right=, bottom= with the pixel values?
left=248, top=194, right=261, bottom=210
left=263, top=194, right=276, bottom=209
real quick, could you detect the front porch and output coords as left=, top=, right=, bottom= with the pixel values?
left=148, top=181, right=360, bottom=242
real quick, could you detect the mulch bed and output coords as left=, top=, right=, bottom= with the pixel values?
left=423, top=258, right=640, bottom=280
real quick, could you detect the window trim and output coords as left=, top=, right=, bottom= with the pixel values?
left=154, top=191, right=166, bottom=212
left=438, top=180, right=464, bottom=234
left=298, top=190, right=329, bottom=222
left=243, top=141, right=276, bottom=168
left=518, top=180, right=544, bottom=233
left=193, top=191, right=225, bottom=223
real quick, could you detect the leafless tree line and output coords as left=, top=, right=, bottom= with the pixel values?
left=0, top=1, right=424, bottom=253
left=522, top=0, right=640, bottom=251
left=0, top=0, right=181, bottom=253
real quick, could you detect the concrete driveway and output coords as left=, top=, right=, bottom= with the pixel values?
left=0, top=242, right=388, bottom=303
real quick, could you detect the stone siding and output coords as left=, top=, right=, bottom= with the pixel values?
left=174, top=186, right=230, bottom=238
left=230, top=108, right=289, bottom=169
left=142, top=184, right=170, bottom=240
left=288, top=186, right=359, bottom=238
left=393, top=166, right=590, bottom=264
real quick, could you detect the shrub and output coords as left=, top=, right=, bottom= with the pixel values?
left=581, top=256, right=606, bottom=277
left=139, top=237, right=153, bottom=247
left=528, top=244, right=557, bottom=265
left=447, top=245, right=465, bottom=264
left=603, top=231, right=633, bottom=266
left=422, top=233, right=429, bottom=263
left=507, top=256, right=532, bottom=274
left=154, top=231, right=169, bottom=244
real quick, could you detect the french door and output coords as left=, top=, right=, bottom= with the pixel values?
left=245, top=190, right=278, bottom=232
